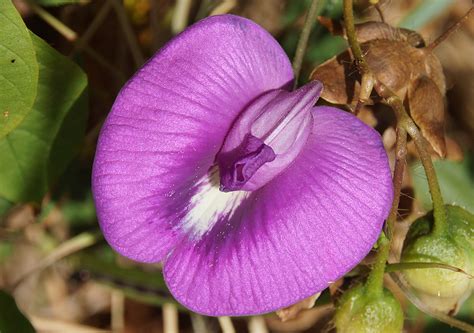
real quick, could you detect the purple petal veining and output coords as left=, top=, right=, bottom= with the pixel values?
left=92, top=14, right=393, bottom=316
left=92, top=14, right=293, bottom=263
left=164, top=107, right=393, bottom=316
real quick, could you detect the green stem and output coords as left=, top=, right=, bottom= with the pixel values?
left=409, top=127, right=447, bottom=235
left=366, top=233, right=390, bottom=298
left=385, top=126, right=407, bottom=241
left=292, top=0, right=320, bottom=88
left=342, top=0, right=368, bottom=73
left=342, top=0, right=447, bottom=235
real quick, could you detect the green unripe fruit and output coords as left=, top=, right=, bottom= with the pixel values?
left=334, top=284, right=404, bottom=333
left=401, top=205, right=474, bottom=314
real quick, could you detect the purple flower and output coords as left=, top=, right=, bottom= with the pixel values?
left=92, top=15, right=393, bottom=316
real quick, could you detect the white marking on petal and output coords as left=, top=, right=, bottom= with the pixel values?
left=182, top=167, right=249, bottom=238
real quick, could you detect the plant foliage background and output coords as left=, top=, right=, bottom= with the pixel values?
left=0, top=0, right=473, bottom=332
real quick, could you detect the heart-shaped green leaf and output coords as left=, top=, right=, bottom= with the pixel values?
left=0, top=33, right=88, bottom=202
left=0, top=0, right=39, bottom=138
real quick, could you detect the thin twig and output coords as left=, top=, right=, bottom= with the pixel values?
left=163, top=303, right=179, bottom=333
left=27, top=0, right=77, bottom=41
left=70, top=1, right=113, bottom=57
left=11, top=232, right=100, bottom=290
left=171, top=0, right=193, bottom=34
left=385, top=126, right=407, bottom=240
left=210, top=0, right=237, bottom=16
left=218, top=316, right=235, bottom=333
left=190, top=313, right=217, bottom=333
left=110, top=0, right=145, bottom=68
left=427, top=6, right=473, bottom=51
left=248, top=316, right=268, bottom=333
left=111, top=290, right=125, bottom=332
left=292, top=0, right=319, bottom=88
left=30, top=315, right=111, bottom=333
left=27, top=0, right=125, bottom=81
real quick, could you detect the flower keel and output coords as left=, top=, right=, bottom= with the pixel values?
left=217, top=81, right=322, bottom=192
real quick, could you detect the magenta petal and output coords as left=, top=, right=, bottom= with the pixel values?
left=163, top=107, right=393, bottom=316
left=92, top=15, right=293, bottom=262
left=218, top=134, right=276, bottom=192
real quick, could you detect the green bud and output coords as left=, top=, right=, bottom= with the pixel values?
left=334, top=284, right=404, bottom=333
left=401, top=205, right=474, bottom=314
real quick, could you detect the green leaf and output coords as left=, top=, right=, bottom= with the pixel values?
left=0, top=33, right=88, bottom=202
left=0, top=197, right=13, bottom=218
left=411, top=154, right=474, bottom=213
left=0, top=0, right=39, bottom=138
left=34, top=0, right=88, bottom=6
left=0, top=290, right=35, bottom=333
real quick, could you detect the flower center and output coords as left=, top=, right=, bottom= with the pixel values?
left=217, top=81, right=322, bottom=192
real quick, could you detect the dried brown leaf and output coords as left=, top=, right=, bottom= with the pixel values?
left=275, top=293, right=320, bottom=322
left=318, top=19, right=426, bottom=47
left=407, top=75, right=446, bottom=158
left=310, top=51, right=361, bottom=105
left=312, top=23, right=447, bottom=124
left=355, top=22, right=425, bottom=47
left=363, top=39, right=421, bottom=99
left=445, top=136, right=463, bottom=162
left=424, top=52, right=447, bottom=95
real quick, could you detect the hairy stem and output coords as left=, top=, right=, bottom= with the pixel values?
left=343, top=0, right=447, bottom=234
left=292, top=0, right=320, bottom=88
left=410, top=129, right=447, bottom=235
left=366, top=233, right=390, bottom=297
left=342, top=0, right=368, bottom=73
left=385, top=127, right=407, bottom=240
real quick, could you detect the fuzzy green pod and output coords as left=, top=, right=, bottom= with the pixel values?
left=401, top=205, right=474, bottom=314
left=334, top=284, right=404, bottom=333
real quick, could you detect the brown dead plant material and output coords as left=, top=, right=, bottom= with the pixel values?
left=311, top=20, right=449, bottom=158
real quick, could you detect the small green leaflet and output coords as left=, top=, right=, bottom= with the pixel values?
left=411, top=155, right=474, bottom=213
left=0, top=290, right=35, bottom=333
left=0, top=33, right=88, bottom=202
left=0, top=0, right=39, bottom=139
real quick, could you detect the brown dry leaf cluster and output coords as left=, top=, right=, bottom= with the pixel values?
left=311, top=20, right=447, bottom=158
